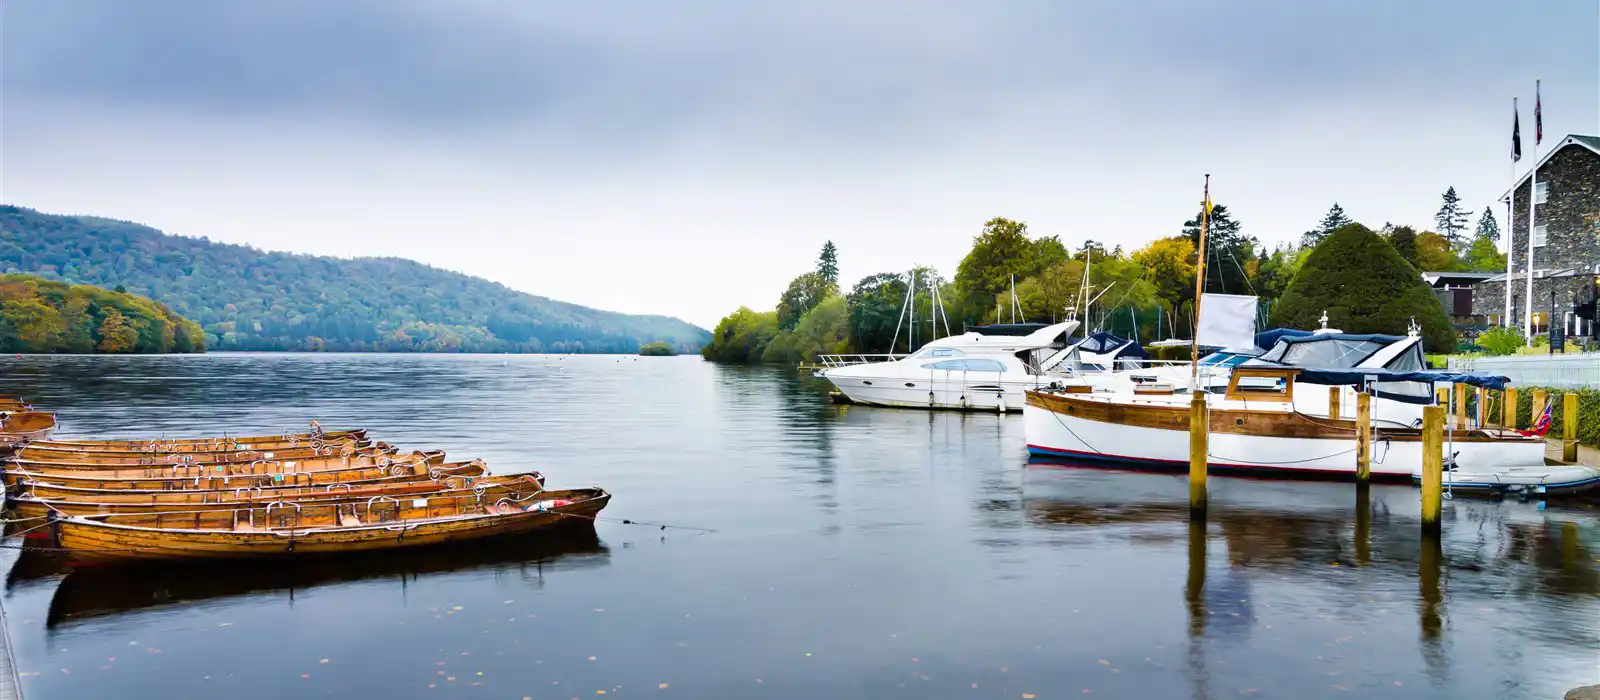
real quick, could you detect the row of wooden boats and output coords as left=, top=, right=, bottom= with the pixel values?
left=0, top=399, right=610, bottom=564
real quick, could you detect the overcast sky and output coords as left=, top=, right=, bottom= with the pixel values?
left=4, top=1, right=1597, bottom=328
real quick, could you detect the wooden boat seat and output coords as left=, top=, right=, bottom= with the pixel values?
left=339, top=513, right=362, bottom=527
left=234, top=521, right=260, bottom=532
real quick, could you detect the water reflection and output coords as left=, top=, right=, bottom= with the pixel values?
left=30, top=524, right=608, bottom=630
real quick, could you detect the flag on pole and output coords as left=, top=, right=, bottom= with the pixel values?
left=1512, top=98, right=1522, bottom=162
left=1534, top=79, right=1542, bottom=145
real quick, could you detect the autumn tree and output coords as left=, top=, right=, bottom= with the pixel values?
left=776, top=272, right=838, bottom=331
left=97, top=308, right=139, bottom=353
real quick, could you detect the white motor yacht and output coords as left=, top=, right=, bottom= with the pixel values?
left=822, top=321, right=1079, bottom=411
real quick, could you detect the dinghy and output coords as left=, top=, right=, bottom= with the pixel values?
left=1412, top=463, right=1600, bottom=498
left=14, top=461, right=489, bottom=502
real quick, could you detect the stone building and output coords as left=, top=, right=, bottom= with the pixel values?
left=1472, top=134, right=1600, bottom=337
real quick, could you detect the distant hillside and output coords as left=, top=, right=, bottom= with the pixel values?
left=0, top=274, right=204, bottom=354
left=0, top=206, right=708, bottom=353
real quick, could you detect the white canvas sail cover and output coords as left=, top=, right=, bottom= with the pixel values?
left=1196, top=293, right=1258, bottom=352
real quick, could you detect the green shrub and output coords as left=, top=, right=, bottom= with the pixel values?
left=1270, top=223, right=1455, bottom=352
left=1475, top=327, right=1525, bottom=356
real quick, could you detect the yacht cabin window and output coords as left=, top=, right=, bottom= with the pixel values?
left=912, top=347, right=966, bottom=360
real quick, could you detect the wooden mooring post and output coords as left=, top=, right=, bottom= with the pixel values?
left=1503, top=387, right=1518, bottom=429
left=1355, top=390, right=1372, bottom=485
left=1189, top=390, right=1208, bottom=521
left=1453, top=383, right=1467, bottom=427
left=1420, top=405, right=1444, bottom=536
left=1532, top=389, right=1549, bottom=425
left=1328, top=386, right=1341, bottom=420
left=1563, top=392, right=1579, bottom=463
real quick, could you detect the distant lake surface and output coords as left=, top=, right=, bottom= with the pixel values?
left=1, top=353, right=1595, bottom=699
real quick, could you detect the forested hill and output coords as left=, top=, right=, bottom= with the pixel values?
left=0, top=274, right=204, bottom=354
left=0, top=206, right=709, bottom=353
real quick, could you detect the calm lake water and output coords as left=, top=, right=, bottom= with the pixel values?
left=0, top=353, right=1596, bottom=699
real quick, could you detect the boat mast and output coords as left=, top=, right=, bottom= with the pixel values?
left=909, top=269, right=918, bottom=352
left=1010, top=274, right=1018, bottom=324
left=1190, top=174, right=1211, bottom=384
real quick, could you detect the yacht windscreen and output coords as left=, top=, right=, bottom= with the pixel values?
left=1258, top=338, right=1387, bottom=368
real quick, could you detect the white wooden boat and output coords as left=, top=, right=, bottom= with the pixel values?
left=1024, top=366, right=1547, bottom=481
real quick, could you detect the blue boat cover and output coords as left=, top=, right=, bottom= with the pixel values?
left=1252, top=328, right=1316, bottom=351
left=1079, top=332, right=1151, bottom=359
left=1294, top=368, right=1511, bottom=391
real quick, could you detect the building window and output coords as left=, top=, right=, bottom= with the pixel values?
left=1533, top=181, right=1548, bottom=203
left=1533, top=225, right=1548, bottom=247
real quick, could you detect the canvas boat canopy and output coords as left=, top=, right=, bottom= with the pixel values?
left=1292, top=367, right=1512, bottom=404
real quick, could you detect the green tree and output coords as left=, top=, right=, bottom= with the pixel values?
left=1181, top=203, right=1255, bottom=296
left=1269, top=223, right=1454, bottom=352
left=1385, top=226, right=1420, bottom=269
left=1474, top=209, right=1500, bottom=243
left=1301, top=203, right=1353, bottom=248
left=1433, top=186, right=1472, bottom=246
left=775, top=272, right=838, bottom=331
left=1462, top=233, right=1507, bottom=272
left=1414, top=231, right=1459, bottom=271
left=1, top=294, right=63, bottom=352
left=954, top=217, right=1035, bottom=304
left=59, top=296, right=96, bottom=352
left=638, top=341, right=677, bottom=356
left=817, top=241, right=839, bottom=284
left=1037, top=260, right=1087, bottom=323
left=701, top=307, right=780, bottom=363
left=846, top=272, right=908, bottom=353
left=1131, top=236, right=1196, bottom=321
left=784, top=296, right=850, bottom=362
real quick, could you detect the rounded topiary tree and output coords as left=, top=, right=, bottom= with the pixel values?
left=1269, top=223, right=1455, bottom=352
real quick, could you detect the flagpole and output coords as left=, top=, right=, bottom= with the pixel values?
left=1523, top=79, right=1540, bottom=343
left=1504, top=96, right=1517, bottom=328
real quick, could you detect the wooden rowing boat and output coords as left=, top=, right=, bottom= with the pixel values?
left=7, top=452, right=450, bottom=491
left=4, top=448, right=433, bottom=483
left=28, top=428, right=367, bottom=453
left=51, top=487, right=611, bottom=562
left=0, top=400, right=31, bottom=413
left=14, top=461, right=490, bottom=501
left=11, top=471, right=544, bottom=519
left=12, top=439, right=381, bottom=467
left=1, top=411, right=56, bottom=441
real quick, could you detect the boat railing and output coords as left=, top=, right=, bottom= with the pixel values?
left=815, top=353, right=908, bottom=369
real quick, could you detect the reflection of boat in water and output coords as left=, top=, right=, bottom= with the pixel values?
left=37, top=521, right=609, bottom=629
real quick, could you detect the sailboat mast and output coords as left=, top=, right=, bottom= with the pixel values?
left=909, top=269, right=918, bottom=352
left=1190, top=174, right=1212, bottom=383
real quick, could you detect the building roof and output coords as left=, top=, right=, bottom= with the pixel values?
left=1500, top=134, right=1600, bottom=201
left=1421, top=271, right=1497, bottom=283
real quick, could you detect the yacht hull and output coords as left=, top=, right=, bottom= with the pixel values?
left=827, top=375, right=1048, bottom=411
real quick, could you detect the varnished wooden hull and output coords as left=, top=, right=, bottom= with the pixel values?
left=6, top=453, right=451, bottom=491
left=32, top=429, right=367, bottom=452
left=4, top=449, right=437, bottom=483
left=55, top=489, right=611, bottom=562
left=0, top=412, right=56, bottom=441
left=15, top=438, right=375, bottom=465
left=14, top=462, right=489, bottom=501
left=11, top=472, right=544, bottom=519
